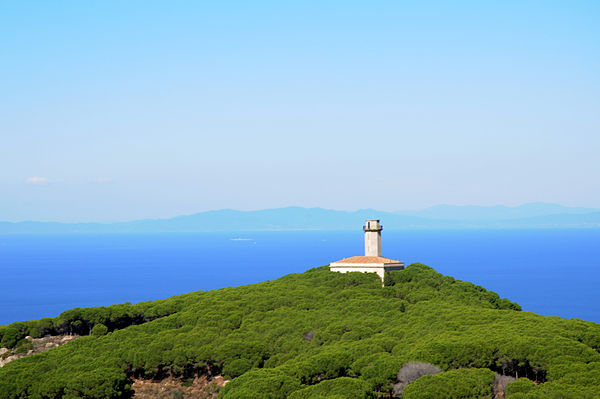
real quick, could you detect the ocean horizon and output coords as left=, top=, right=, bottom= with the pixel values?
left=1, top=228, right=599, bottom=325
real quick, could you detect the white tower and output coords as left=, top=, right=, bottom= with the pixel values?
left=363, top=220, right=382, bottom=257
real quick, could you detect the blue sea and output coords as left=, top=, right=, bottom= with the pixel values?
left=1, top=229, right=599, bottom=325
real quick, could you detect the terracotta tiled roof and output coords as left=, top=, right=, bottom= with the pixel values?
left=331, top=256, right=402, bottom=264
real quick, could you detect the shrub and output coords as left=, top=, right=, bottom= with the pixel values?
left=505, top=377, right=536, bottom=395
left=0, top=327, right=21, bottom=349
left=403, top=368, right=495, bottom=399
left=219, top=369, right=302, bottom=399
left=14, top=339, right=33, bottom=354
left=91, top=323, right=108, bottom=337
left=288, top=377, right=375, bottom=399
left=223, top=358, right=253, bottom=378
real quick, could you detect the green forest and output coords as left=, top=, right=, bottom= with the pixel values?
left=1, top=264, right=599, bottom=398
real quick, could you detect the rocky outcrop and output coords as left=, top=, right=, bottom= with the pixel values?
left=0, top=335, right=78, bottom=367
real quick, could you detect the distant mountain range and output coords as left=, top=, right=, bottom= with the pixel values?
left=395, top=202, right=596, bottom=221
left=1, top=203, right=599, bottom=233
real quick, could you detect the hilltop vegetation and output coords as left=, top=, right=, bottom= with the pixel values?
left=1, top=264, right=599, bottom=398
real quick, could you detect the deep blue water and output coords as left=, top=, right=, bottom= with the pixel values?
left=1, top=229, right=599, bottom=325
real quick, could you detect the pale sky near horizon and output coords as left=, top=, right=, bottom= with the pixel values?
left=1, top=1, right=599, bottom=222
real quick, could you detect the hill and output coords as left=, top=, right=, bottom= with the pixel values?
left=1, top=264, right=599, bottom=398
left=395, top=202, right=597, bottom=222
left=1, top=204, right=600, bottom=233
left=0, top=208, right=444, bottom=233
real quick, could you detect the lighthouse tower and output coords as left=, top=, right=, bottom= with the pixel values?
left=364, top=220, right=382, bottom=256
left=329, top=219, right=404, bottom=285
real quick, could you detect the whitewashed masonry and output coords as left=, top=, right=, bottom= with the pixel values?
left=329, top=220, right=404, bottom=284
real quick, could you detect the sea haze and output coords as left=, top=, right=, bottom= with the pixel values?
left=1, top=229, right=599, bottom=325
left=2, top=203, right=600, bottom=232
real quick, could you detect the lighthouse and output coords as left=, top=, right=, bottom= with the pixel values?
left=329, top=219, right=404, bottom=284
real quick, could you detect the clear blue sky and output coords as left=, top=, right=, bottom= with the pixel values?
left=1, top=1, right=599, bottom=222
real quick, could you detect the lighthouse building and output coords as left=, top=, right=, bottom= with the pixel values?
left=329, top=220, right=404, bottom=284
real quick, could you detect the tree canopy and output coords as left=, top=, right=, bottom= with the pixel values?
left=1, top=263, right=599, bottom=398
